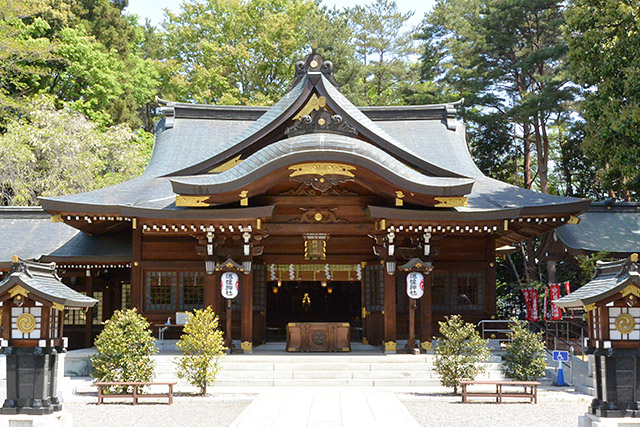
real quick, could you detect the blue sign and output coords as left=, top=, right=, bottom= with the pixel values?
left=553, top=350, right=569, bottom=362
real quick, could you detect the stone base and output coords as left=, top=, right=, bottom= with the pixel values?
left=579, top=413, right=640, bottom=427
left=0, top=411, right=71, bottom=427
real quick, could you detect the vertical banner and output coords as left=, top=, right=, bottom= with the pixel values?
left=542, top=287, right=548, bottom=321
left=522, top=288, right=539, bottom=321
left=529, top=288, right=539, bottom=321
left=564, top=281, right=571, bottom=295
left=549, top=283, right=562, bottom=320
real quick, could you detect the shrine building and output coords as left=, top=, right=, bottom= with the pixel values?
left=1, top=49, right=590, bottom=351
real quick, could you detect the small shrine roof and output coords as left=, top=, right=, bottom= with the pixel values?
left=553, top=256, right=640, bottom=309
left=555, top=201, right=640, bottom=256
left=0, top=207, right=131, bottom=268
left=0, top=259, right=97, bottom=308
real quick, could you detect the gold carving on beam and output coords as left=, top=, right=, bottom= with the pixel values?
left=384, top=341, right=397, bottom=352
left=433, top=196, right=468, bottom=208
left=289, top=163, right=355, bottom=178
left=395, top=191, right=405, bottom=207
left=176, top=195, right=213, bottom=207
left=11, top=255, right=19, bottom=263
left=293, top=94, right=327, bottom=120
left=209, top=155, right=242, bottom=173
left=256, top=219, right=262, bottom=230
left=50, top=214, right=63, bottom=223
left=132, top=218, right=137, bottom=229
left=632, top=253, right=638, bottom=263
left=239, top=190, right=249, bottom=206
left=241, top=341, right=253, bottom=352
left=615, top=313, right=636, bottom=335
left=584, top=303, right=596, bottom=312
left=567, top=215, right=581, bottom=225
left=52, top=302, right=64, bottom=311
left=9, top=285, right=29, bottom=299
left=503, top=220, right=509, bottom=231
left=621, top=285, right=640, bottom=299
left=379, top=219, right=386, bottom=230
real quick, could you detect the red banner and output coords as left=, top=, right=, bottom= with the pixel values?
left=543, top=288, right=548, bottom=320
left=564, top=281, right=571, bottom=295
left=522, top=288, right=539, bottom=321
left=549, top=283, right=562, bottom=320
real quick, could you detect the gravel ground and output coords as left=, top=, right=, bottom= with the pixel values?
left=401, top=394, right=590, bottom=427
left=65, top=401, right=250, bottom=427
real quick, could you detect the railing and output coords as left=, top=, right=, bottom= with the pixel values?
left=542, top=317, right=588, bottom=357
left=477, top=319, right=516, bottom=343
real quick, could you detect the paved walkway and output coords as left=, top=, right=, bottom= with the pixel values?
left=230, top=389, right=419, bottom=427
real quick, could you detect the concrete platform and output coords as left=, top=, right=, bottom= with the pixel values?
left=230, top=389, right=419, bottom=427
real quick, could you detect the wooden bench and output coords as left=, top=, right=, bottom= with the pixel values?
left=95, top=381, right=176, bottom=405
left=460, top=380, right=540, bottom=404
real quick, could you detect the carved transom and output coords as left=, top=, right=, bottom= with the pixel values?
left=288, top=163, right=355, bottom=192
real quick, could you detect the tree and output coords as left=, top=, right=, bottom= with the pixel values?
left=0, top=0, right=56, bottom=121
left=160, top=0, right=318, bottom=105
left=347, top=0, right=416, bottom=106
left=434, top=315, right=490, bottom=394
left=0, top=96, right=150, bottom=205
left=91, top=308, right=157, bottom=392
left=502, top=319, right=547, bottom=381
left=175, top=307, right=226, bottom=395
left=565, top=0, right=640, bottom=200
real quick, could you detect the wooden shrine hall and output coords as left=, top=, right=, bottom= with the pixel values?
left=3, top=48, right=591, bottom=352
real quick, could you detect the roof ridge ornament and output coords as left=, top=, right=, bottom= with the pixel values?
left=290, top=43, right=339, bottom=90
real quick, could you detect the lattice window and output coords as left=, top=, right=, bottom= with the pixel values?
left=452, top=272, right=483, bottom=311
left=432, top=272, right=449, bottom=311
left=364, top=264, right=384, bottom=312
left=145, top=271, right=177, bottom=311
left=253, top=264, right=267, bottom=312
left=50, top=307, right=60, bottom=338
left=11, top=306, right=41, bottom=339
left=121, top=283, right=131, bottom=309
left=64, top=309, right=85, bottom=326
left=591, top=309, right=600, bottom=340
left=92, top=291, right=103, bottom=325
left=179, top=272, right=204, bottom=311
left=608, top=306, right=640, bottom=340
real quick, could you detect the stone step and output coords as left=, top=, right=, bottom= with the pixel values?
left=211, top=378, right=443, bottom=387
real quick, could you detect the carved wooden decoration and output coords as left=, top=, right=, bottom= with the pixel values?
left=288, top=163, right=355, bottom=192
left=279, top=183, right=357, bottom=197
left=285, top=108, right=357, bottom=138
left=289, top=207, right=348, bottom=224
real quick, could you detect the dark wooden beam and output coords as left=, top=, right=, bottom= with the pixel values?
left=383, top=269, right=396, bottom=351
left=241, top=271, right=254, bottom=353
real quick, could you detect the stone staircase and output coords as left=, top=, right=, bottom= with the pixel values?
left=152, top=346, right=506, bottom=388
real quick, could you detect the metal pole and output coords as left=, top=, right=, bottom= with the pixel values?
left=226, top=299, right=233, bottom=352
left=570, top=346, right=574, bottom=386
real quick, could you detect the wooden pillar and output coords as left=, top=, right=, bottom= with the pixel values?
left=131, top=220, right=143, bottom=311
left=205, top=271, right=221, bottom=315
left=383, top=267, right=397, bottom=353
left=84, top=269, right=93, bottom=348
left=419, top=273, right=432, bottom=352
left=486, top=235, right=497, bottom=316
left=241, top=271, right=254, bottom=353
left=360, top=262, right=367, bottom=345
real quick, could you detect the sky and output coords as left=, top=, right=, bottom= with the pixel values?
left=125, top=0, right=436, bottom=29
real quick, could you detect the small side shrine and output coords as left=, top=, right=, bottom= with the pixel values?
left=0, top=257, right=96, bottom=416
left=554, top=254, right=640, bottom=421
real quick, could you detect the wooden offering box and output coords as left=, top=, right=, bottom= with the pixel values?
left=286, top=322, right=350, bottom=352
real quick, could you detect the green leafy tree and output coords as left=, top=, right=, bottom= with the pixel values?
left=0, top=96, right=150, bottom=205
left=434, top=315, right=490, bottom=394
left=565, top=0, right=640, bottom=199
left=347, top=0, right=416, bottom=106
left=175, top=307, right=226, bottom=395
left=91, top=308, right=157, bottom=392
left=502, top=319, right=547, bottom=381
left=0, top=0, right=56, bottom=120
left=160, top=0, right=318, bottom=105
